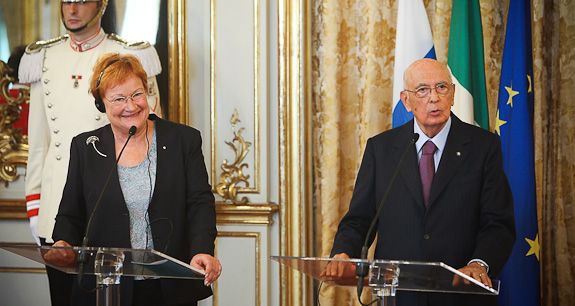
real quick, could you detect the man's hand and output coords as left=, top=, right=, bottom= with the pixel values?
left=453, top=261, right=492, bottom=288
left=190, top=254, right=222, bottom=286
left=43, top=240, right=76, bottom=267
left=320, top=253, right=356, bottom=279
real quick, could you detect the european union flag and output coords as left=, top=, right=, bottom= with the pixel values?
left=495, top=0, right=540, bottom=305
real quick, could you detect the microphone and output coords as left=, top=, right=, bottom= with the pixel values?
left=355, top=133, right=419, bottom=303
left=77, top=126, right=137, bottom=285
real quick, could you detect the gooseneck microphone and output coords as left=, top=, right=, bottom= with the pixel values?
left=356, top=133, right=419, bottom=305
left=77, top=126, right=137, bottom=285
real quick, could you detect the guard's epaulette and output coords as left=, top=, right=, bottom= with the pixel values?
left=25, top=35, right=69, bottom=54
left=19, top=35, right=69, bottom=83
left=108, top=33, right=162, bottom=77
left=107, top=33, right=151, bottom=50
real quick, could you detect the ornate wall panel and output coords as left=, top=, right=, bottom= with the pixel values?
left=189, top=0, right=283, bottom=305
left=212, top=231, right=261, bottom=306
left=210, top=0, right=268, bottom=202
left=278, top=0, right=314, bottom=305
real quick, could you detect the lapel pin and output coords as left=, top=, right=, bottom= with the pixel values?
left=456, top=152, right=461, bottom=157
left=163, top=146, right=167, bottom=150
left=86, top=136, right=107, bottom=157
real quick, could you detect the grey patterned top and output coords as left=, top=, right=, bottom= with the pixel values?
left=118, top=126, right=157, bottom=252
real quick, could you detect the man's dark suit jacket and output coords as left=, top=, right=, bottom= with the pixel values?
left=331, top=114, right=516, bottom=306
left=53, top=115, right=216, bottom=305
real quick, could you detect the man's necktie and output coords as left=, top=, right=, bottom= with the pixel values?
left=420, top=140, right=437, bottom=207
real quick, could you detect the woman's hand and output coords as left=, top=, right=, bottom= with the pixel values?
left=190, top=254, right=222, bottom=286
left=43, top=240, right=76, bottom=267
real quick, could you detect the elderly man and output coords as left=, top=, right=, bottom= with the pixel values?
left=326, top=59, right=516, bottom=306
left=19, top=1, right=161, bottom=304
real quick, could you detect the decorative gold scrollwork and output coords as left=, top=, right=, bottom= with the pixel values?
left=0, top=60, right=29, bottom=186
left=215, top=109, right=252, bottom=204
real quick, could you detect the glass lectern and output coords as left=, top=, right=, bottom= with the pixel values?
left=1, top=244, right=204, bottom=306
left=271, top=256, right=498, bottom=306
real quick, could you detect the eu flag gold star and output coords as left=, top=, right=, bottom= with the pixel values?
left=506, top=86, right=519, bottom=107
left=525, top=233, right=540, bottom=261
left=494, top=109, right=507, bottom=136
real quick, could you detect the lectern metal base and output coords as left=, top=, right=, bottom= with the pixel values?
left=95, top=250, right=124, bottom=306
left=370, top=263, right=399, bottom=306
left=97, top=284, right=120, bottom=306
left=373, top=295, right=395, bottom=306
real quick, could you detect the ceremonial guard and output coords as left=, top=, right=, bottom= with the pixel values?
left=18, top=1, right=162, bottom=304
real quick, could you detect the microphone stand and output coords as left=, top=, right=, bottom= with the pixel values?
left=77, top=126, right=137, bottom=286
left=356, top=133, right=419, bottom=305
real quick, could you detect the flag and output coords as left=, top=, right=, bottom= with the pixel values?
left=495, top=0, right=540, bottom=305
left=392, top=0, right=436, bottom=128
left=447, top=0, right=489, bottom=129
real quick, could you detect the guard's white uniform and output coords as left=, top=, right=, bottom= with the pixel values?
left=19, top=28, right=162, bottom=242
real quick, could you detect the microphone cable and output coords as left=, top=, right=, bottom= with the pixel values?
left=355, top=133, right=419, bottom=306
left=144, top=119, right=154, bottom=252
left=77, top=126, right=137, bottom=287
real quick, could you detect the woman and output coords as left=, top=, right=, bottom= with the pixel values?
left=47, top=53, right=221, bottom=305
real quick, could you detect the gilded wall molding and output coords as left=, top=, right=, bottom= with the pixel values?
left=0, top=200, right=27, bottom=219
left=0, top=61, right=29, bottom=187
left=278, top=0, right=313, bottom=305
left=210, top=0, right=261, bottom=194
left=215, top=202, right=278, bottom=225
left=213, top=109, right=279, bottom=225
left=0, top=267, right=45, bottom=274
left=167, top=0, right=189, bottom=125
left=215, top=109, right=252, bottom=204
left=215, top=231, right=261, bottom=306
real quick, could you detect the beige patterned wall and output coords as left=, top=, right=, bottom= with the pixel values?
left=312, top=0, right=575, bottom=305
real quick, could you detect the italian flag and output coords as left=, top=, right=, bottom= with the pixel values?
left=447, top=0, right=489, bottom=129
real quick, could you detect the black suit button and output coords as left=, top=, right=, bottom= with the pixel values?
left=424, top=234, right=430, bottom=240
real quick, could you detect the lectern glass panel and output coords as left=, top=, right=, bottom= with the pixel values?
left=0, top=244, right=204, bottom=279
left=271, top=256, right=499, bottom=295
